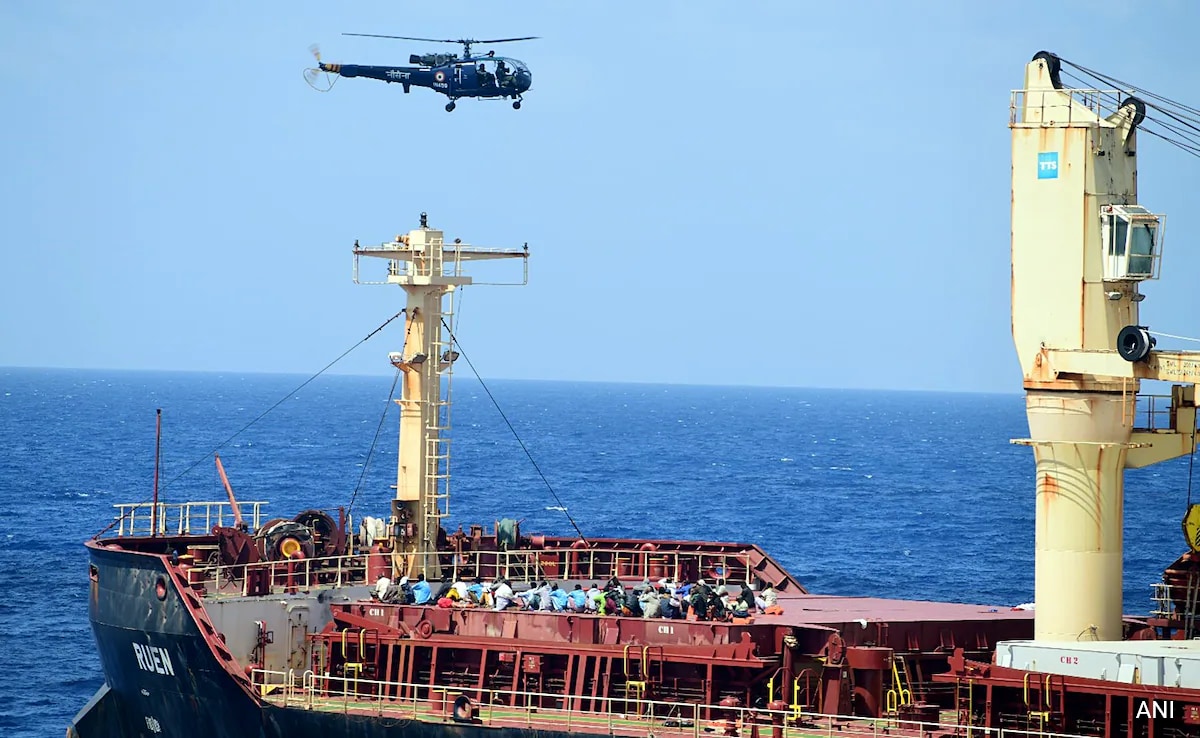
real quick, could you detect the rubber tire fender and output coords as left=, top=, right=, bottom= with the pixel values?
left=1117, top=325, right=1155, bottom=363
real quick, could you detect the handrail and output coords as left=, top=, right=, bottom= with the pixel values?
left=109, top=500, right=268, bottom=537
left=250, top=668, right=1099, bottom=738
left=1009, top=88, right=1126, bottom=127
left=184, top=543, right=770, bottom=599
left=1133, top=393, right=1174, bottom=432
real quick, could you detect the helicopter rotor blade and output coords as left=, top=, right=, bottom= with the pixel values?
left=474, top=36, right=539, bottom=43
left=342, top=33, right=459, bottom=43
left=308, top=43, right=322, bottom=63
left=341, top=33, right=539, bottom=46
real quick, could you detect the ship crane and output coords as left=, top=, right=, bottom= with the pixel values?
left=353, top=213, right=528, bottom=579
left=1010, top=52, right=1200, bottom=642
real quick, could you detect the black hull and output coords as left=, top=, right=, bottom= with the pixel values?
left=75, top=545, right=561, bottom=738
left=74, top=546, right=263, bottom=738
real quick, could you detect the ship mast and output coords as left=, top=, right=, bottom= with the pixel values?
left=1010, top=53, right=1199, bottom=642
left=353, top=213, right=528, bottom=580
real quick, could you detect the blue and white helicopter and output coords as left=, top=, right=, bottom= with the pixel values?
left=305, top=34, right=536, bottom=111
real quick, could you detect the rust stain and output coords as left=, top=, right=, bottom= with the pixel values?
left=1094, top=448, right=1107, bottom=551
left=1041, top=472, right=1059, bottom=520
left=1042, top=473, right=1060, bottom=496
left=1081, top=275, right=1087, bottom=348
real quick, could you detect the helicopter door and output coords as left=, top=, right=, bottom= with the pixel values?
left=453, top=64, right=467, bottom=92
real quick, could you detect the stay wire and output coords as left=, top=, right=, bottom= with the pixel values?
left=1058, top=69, right=1200, bottom=158
left=440, top=317, right=589, bottom=544
left=160, top=309, right=407, bottom=492
left=93, top=310, right=408, bottom=539
left=1149, top=331, right=1200, bottom=344
left=348, top=314, right=416, bottom=519
left=348, top=366, right=403, bottom=522
left=1060, top=58, right=1200, bottom=121
left=1143, top=104, right=1200, bottom=143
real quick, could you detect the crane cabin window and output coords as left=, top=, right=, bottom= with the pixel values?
left=1100, top=204, right=1163, bottom=281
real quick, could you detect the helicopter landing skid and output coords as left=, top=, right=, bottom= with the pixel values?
left=443, top=95, right=523, bottom=112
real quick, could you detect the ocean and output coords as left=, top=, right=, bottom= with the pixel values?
left=0, top=367, right=1193, bottom=737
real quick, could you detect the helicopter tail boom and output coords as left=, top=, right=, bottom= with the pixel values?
left=320, top=63, right=434, bottom=88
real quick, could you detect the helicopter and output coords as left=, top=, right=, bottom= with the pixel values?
left=305, top=34, right=536, bottom=111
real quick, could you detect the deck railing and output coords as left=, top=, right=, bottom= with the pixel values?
left=1132, top=393, right=1175, bottom=432
left=190, top=544, right=761, bottom=599
left=1009, top=88, right=1125, bottom=127
left=251, top=668, right=1097, bottom=738
left=111, top=501, right=268, bottom=537
left=194, top=552, right=368, bottom=597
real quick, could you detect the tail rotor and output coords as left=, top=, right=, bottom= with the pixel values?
left=304, top=43, right=336, bottom=91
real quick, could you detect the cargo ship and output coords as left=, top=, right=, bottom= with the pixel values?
left=71, top=52, right=1200, bottom=738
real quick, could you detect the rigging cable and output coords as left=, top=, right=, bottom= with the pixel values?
left=440, top=317, right=589, bottom=544
left=348, top=366, right=403, bottom=522
left=1059, top=58, right=1200, bottom=119
left=1055, top=59, right=1200, bottom=159
left=1057, top=68, right=1200, bottom=157
left=348, top=311, right=416, bottom=520
left=1146, top=331, right=1200, bottom=345
left=94, top=310, right=407, bottom=539
left=161, top=309, right=407, bottom=492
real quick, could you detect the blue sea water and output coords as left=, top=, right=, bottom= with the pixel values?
left=0, top=367, right=1194, bottom=737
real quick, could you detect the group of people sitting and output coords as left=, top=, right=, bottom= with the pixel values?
left=372, top=573, right=782, bottom=622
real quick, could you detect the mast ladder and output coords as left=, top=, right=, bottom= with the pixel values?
left=422, top=290, right=456, bottom=543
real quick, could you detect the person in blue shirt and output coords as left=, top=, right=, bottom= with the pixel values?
left=566, top=584, right=588, bottom=612
left=549, top=584, right=568, bottom=612
left=661, top=593, right=681, bottom=619
left=467, top=577, right=485, bottom=604
left=411, top=573, right=432, bottom=605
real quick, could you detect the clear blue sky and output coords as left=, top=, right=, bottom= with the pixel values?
left=3, top=1, right=1199, bottom=393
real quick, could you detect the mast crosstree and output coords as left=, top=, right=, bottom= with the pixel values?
left=353, top=214, right=528, bottom=579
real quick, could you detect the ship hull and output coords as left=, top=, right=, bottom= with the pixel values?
left=75, top=545, right=264, bottom=738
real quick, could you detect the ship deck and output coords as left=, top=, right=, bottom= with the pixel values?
left=773, top=594, right=1033, bottom=625
left=256, top=670, right=971, bottom=738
